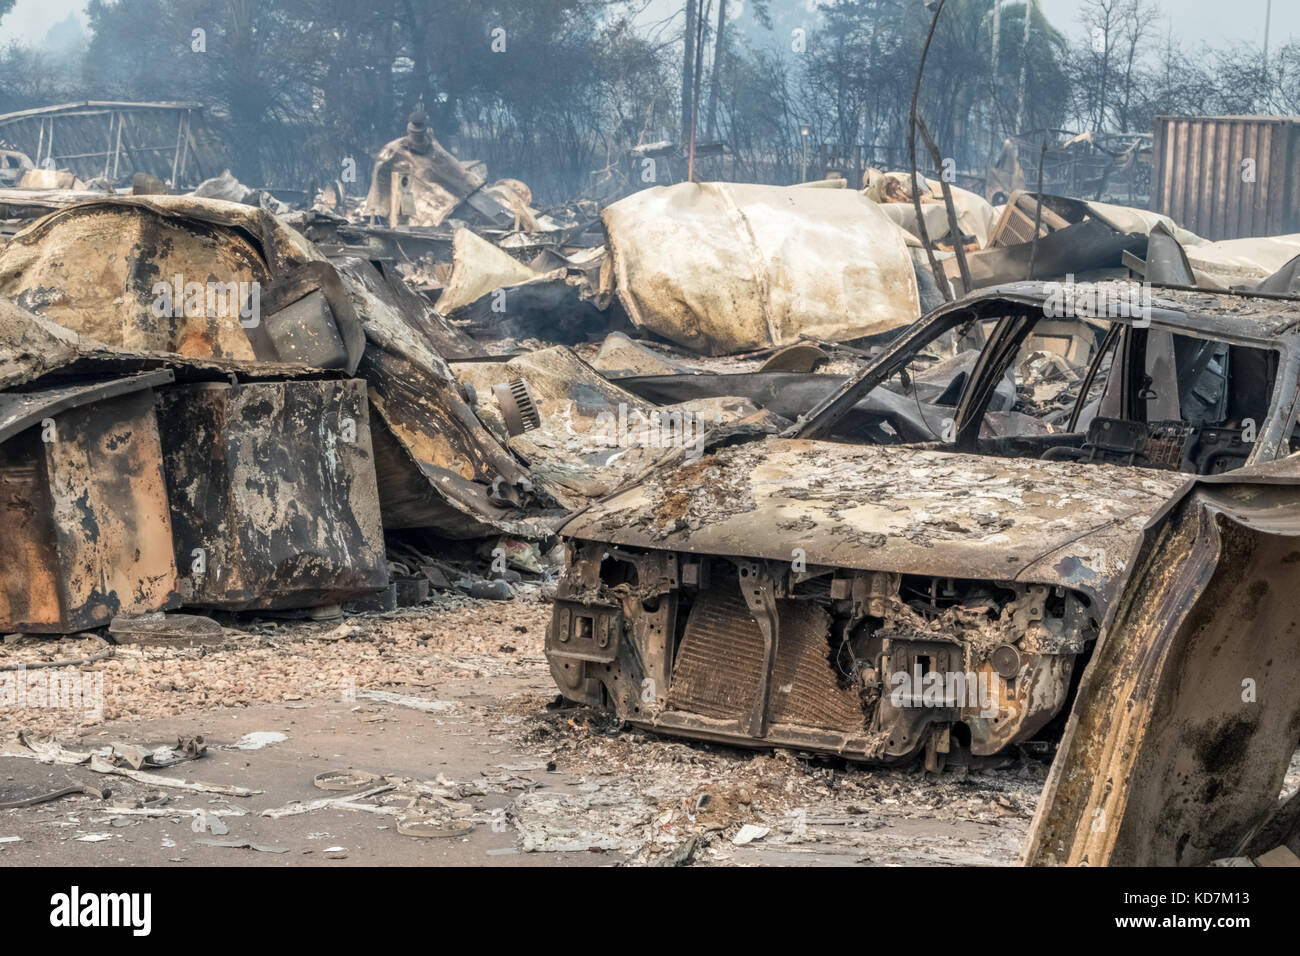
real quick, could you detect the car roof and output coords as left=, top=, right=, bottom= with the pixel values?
left=944, top=280, right=1300, bottom=348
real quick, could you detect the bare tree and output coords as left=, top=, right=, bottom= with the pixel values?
left=1115, top=0, right=1159, bottom=131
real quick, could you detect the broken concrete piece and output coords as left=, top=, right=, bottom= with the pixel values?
left=731, top=824, right=769, bottom=846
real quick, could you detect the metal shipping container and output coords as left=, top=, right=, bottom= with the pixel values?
left=1151, top=115, right=1300, bottom=241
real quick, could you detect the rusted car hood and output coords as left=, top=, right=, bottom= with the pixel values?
left=562, top=438, right=1188, bottom=592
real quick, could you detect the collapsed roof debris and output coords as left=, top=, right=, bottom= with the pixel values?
left=434, top=228, right=609, bottom=343
left=601, top=181, right=922, bottom=354
left=361, top=109, right=546, bottom=232
left=451, top=345, right=772, bottom=509
left=866, top=169, right=999, bottom=251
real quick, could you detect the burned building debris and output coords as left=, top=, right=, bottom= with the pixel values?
left=361, top=109, right=545, bottom=232
left=601, top=181, right=923, bottom=354
left=3, top=92, right=1300, bottom=876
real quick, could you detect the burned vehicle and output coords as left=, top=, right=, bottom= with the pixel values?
left=547, top=281, right=1300, bottom=766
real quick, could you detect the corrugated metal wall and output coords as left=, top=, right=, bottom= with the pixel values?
left=1151, top=115, right=1300, bottom=240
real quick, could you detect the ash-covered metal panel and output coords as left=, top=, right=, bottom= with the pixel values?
left=155, top=378, right=388, bottom=611
left=0, top=385, right=180, bottom=632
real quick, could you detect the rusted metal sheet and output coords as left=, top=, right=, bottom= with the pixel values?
left=330, top=256, right=483, bottom=362
left=0, top=197, right=536, bottom=542
left=0, top=293, right=352, bottom=397
left=666, top=584, right=863, bottom=732
left=0, top=374, right=180, bottom=632
left=0, top=370, right=174, bottom=443
left=0, top=195, right=345, bottom=369
left=340, top=255, right=546, bottom=537
left=1151, top=115, right=1300, bottom=241
left=0, top=199, right=269, bottom=359
left=154, top=379, right=387, bottom=611
left=1025, top=461, right=1300, bottom=866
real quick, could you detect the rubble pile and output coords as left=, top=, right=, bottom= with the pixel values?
left=4, top=109, right=1300, bottom=869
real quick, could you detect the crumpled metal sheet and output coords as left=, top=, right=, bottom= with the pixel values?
left=434, top=228, right=536, bottom=314
left=1184, top=233, right=1300, bottom=288
left=0, top=195, right=540, bottom=541
left=0, top=196, right=321, bottom=360
left=0, top=293, right=347, bottom=392
left=452, top=345, right=768, bottom=509
left=434, top=230, right=610, bottom=343
left=361, top=129, right=492, bottom=228
left=872, top=178, right=998, bottom=248
left=0, top=297, right=82, bottom=390
left=601, top=182, right=921, bottom=355
left=244, top=260, right=366, bottom=373
left=0, top=369, right=174, bottom=445
left=339, top=261, right=544, bottom=537
left=1024, top=458, right=1300, bottom=866
left=0, top=196, right=369, bottom=376
left=331, top=255, right=483, bottom=362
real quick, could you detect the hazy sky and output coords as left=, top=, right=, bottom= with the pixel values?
left=1038, top=0, right=1283, bottom=50
left=0, top=0, right=86, bottom=44
left=0, top=0, right=1291, bottom=53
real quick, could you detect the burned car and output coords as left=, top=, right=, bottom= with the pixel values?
left=546, top=281, right=1300, bottom=767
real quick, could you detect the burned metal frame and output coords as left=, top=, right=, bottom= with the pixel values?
left=549, top=538, right=1097, bottom=763
left=1025, top=465, right=1300, bottom=865
left=797, top=283, right=1300, bottom=469
left=0, top=101, right=218, bottom=188
left=547, top=281, right=1300, bottom=772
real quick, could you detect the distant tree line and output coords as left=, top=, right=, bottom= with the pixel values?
left=0, top=0, right=1292, bottom=203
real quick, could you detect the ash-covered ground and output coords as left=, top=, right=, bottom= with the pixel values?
left=0, top=594, right=1058, bottom=866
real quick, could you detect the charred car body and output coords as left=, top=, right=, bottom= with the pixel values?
left=547, top=281, right=1300, bottom=766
